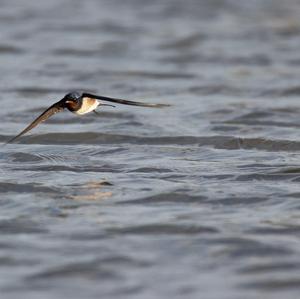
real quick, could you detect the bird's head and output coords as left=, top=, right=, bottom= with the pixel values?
left=63, top=91, right=82, bottom=111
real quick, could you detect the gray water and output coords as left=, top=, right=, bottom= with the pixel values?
left=1, top=0, right=300, bottom=298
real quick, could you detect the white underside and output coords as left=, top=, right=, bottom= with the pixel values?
left=74, top=100, right=100, bottom=115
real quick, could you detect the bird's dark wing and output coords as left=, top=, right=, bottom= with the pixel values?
left=82, top=93, right=170, bottom=108
left=7, top=101, right=65, bottom=144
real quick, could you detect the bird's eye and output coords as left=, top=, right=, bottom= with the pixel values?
left=65, top=91, right=81, bottom=101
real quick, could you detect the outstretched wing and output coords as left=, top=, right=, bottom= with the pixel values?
left=82, top=93, right=170, bottom=108
left=7, top=101, right=65, bottom=144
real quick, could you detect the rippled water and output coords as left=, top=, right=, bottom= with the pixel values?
left=1, top=0, right=300, bottom=298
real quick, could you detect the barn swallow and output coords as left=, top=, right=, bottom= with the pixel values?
left=7, top=91, right=169, bottom=144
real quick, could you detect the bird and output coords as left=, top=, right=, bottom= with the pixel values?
left=6, top=91, right=169, bottom=144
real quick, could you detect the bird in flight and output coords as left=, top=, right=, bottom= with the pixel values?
left=7, top=91, right=169, bottom=144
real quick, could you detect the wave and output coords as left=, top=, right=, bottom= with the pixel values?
left=2, top=133, right=300, bottom=152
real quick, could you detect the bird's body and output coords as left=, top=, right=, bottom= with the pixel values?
left=69, top=97, right=99, bottom=115
left=7, top=91, right=169, bottom=143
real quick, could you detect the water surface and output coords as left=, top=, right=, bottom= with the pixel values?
left=1, top=0, right=300, bottom=298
